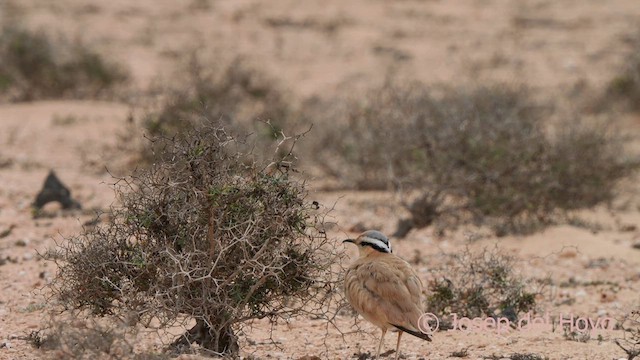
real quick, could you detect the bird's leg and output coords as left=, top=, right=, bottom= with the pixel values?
left=395, top=331, right=403, bottom=360
left=376, top=328, right=387, bottom=359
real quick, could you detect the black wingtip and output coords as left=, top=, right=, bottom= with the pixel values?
left=392, top=324, right=432, bottom=341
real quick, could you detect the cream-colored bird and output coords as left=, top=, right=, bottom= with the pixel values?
left=343, top=230, right=431, bottom=359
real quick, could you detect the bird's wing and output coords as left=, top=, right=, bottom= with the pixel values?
left=403, top=263, right=423, bottom=310
left=345, top=259, right=423, bottom=331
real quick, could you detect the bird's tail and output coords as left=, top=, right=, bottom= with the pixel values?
left=392, top=324, right=432, bottom=341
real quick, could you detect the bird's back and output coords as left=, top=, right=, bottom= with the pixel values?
left=345, top=252, right=424, bottom=332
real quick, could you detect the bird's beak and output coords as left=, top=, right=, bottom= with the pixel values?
left=342, top=239, right=355, bottom=244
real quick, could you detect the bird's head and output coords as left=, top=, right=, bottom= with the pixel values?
left=343, top=230, right=392, bottom=256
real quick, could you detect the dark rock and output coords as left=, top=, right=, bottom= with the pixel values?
left=0, top=225, right=15, bottom=238
left=32, top=170, right=81, bottom=210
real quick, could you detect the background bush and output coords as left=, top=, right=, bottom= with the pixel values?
left=48, top=122, right=342, bottom=355
left=136, top=59, right=299, bottom=166
left=131, top=59, right=639, bottom=237
left=143, top=59, right=293, bottom=137
left=304, top=82, right=432, bottom=190
left=310, top=81, right=638, bottom=235
left=603, top=29, right=640, bottom=113
left=0, top=26, right=128, bottom=101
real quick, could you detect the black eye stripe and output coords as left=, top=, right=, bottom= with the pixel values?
left=362, top=242, right=391, bottom=253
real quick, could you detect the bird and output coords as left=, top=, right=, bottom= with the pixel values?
left=343, top=230, right=431, bottom=360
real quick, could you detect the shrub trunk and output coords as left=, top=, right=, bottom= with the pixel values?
left=171, top=318, right=239, bottom=356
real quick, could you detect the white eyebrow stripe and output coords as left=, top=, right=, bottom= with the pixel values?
left=362, top=236, right=391, bottom=253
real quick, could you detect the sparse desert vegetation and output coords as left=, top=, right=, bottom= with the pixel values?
left=426, top=246, right=539, bottom=329
left=0, top=26, right=128, bottom=102
left=604, top=29, right=640, bottom=113
left=0, top=0, right=640, bottom=359
left=310, top=82, right=638, bottom=235
left=141, top=59, right=292, bottom=139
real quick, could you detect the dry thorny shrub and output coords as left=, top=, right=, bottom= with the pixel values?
left=309, top=81, right=638, bottom=236
left=425, top=246, right=540, bottom=330
left=0, top=25, right=128, bottom=102
left=616, top=308, right=640, bottom=360
left=46, top=122, right=345, bottom=357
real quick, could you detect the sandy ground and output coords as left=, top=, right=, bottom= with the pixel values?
left=1, top=0, right=640, bottom=359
